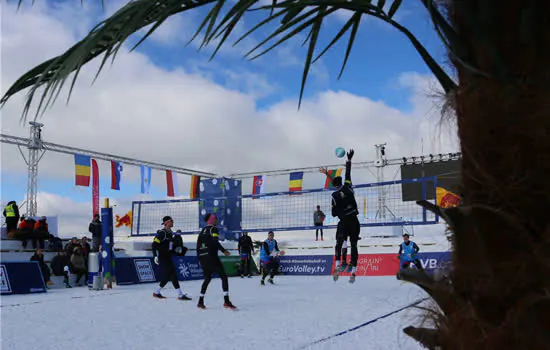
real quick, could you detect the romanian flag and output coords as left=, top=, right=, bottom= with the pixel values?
left=324, top=168, right=343, bottom=189
left=289, top=172, right=303, bottom=193
left=190, top=175, right=200, bottom=199
left=74, top=154, right=91, bottom=187
left=436, top=187, right=461, bottom=208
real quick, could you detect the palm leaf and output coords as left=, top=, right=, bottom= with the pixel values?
left=3, top=0, right=456, bottom=119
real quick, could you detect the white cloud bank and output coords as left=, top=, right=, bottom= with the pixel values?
left=0, top=2, right=458, bottom=236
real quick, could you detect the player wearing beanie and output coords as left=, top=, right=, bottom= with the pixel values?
left=196, top=213, right=236, bottom=310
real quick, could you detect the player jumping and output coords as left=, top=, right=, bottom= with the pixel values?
left=329, top=149, right=360, bottom=283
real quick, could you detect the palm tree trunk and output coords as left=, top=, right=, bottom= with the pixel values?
left=436, top=1, right=550, bottom=348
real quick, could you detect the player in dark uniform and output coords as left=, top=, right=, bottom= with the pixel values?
left=196, top=213, right=236, bottom=310
left=238, top=231, right=254, bottom=278
left=331, top=149, right=360, bottom=283
left=152, top=216, right=192, bottom=300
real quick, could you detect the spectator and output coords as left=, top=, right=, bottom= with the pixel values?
left=88, top=214, right=102, bottom=252
left=313, top=205, right=326, bottom=241
left=51, top=251, right=72, bottom=288
left=32, top=216, right=50, bottom=249
left=65, top=237, right=81, bottom=256
left=13, top=215, right=32, bottom=247
left=70, top=246, right=87, bottom=286
left=3, top=201, right=20, bottom=234
left=80, top=236, right=91, bottom=265
left=30, top=249, right=53, bottom=286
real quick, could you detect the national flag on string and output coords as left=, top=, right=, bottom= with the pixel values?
left=74, top=154, right=91, bottom=187
left=324, top=168, right=343, bottom=189
left=436, top=187, right=461, bottom=208
left=190, top=175, right=200, bottom=199
left=166, top=170, right=179, bottom=197
left=289, top=172, right=303, bottom=193
left=111, top=161, right=123, bottom=190
left=140, top=165, right=152, bottom=194
left=252, top=175, right=265, bottom=199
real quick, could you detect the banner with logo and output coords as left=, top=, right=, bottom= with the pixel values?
left=278, top=255, right=333, bottom=276
left=0, top=261, right=47, bottom=295
left=114, top=252, right=452, bottom=284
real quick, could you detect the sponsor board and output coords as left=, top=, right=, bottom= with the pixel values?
left=174, top=256, right=204, bottom=280
left=278, top=255, right=332, bottom=276
left=134, top=259, right=156, bottom=282
left=0, top=265, right=11, bottom=293
left=0, top=262, right=46, bottom=295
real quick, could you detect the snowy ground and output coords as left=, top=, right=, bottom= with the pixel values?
left=1, top=276, right=431, bottom=350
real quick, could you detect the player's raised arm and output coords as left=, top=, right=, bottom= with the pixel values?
left=345, top=149, right=354, bottom=185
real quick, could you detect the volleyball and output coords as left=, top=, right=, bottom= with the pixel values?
left=335, top=147, right=346, bottom=158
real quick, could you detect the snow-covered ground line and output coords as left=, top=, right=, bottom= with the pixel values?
left=1, top=276, right=431, bottom=350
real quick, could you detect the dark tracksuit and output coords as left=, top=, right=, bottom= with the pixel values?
left=196, top=225, right=229, bottom=295
left=314, top=210, right=325, bottom=239
left=152, top=228, right=180, bottom=290
left=238, top=235, right=254, bottom=276
left=331, top=160, right=360, bottom=267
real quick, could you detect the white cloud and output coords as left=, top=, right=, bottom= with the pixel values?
left=1, top=2, right=458, bottom=236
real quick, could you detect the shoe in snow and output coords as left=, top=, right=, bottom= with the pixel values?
left=261, top=279, right=265, bottom=285
left=224, top=302, right=237, bottom=310
left=197, top=302, right=206, bottom=309
left=333, top=269, right=339, bottom=282
left=153, top=293, right=166, bottom=299
left=268, top=278, right=274, bottom=285
left=178, top=294, right=192, bottom=301
left=349, top=274, right=356, bottom=284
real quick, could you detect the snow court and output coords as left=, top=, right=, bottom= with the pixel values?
left=1, top=276, right=427, bottom=350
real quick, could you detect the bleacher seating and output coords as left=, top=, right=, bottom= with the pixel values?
left=1, top=238, right=88, bottom=289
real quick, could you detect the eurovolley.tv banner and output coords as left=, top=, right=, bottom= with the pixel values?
left=277, top=255, right=333, bottom=276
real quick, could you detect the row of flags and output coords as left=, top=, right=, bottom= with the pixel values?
left=74, top=154, right=201, bottom=198
left=252, top=168, right=343, bottom=196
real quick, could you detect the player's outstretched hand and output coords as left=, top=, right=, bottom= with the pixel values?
left=319, top=167, right=329, bottom=175
left=224, top=250, right=231, bottom=256
left=347, top=149, right=354, bottom=161
left=279, top=250, right=285, bottom=256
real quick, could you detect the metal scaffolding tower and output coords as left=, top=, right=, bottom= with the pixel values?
left=1, top=123, right=218, bottom=216
left=374, top=143, right=388, bottom=220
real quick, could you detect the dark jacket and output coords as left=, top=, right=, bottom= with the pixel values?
left=152, top=228, right=175, bottom=260
left=331, top=161, right=359, bottom=220
left=196, top=225, right=226, bottom=260
left=88, top=219, right=102, bottom=240
left=238, top=235, right=254, bottom=254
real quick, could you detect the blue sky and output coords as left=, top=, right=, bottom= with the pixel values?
left=1, top=0, right=458, bottom=235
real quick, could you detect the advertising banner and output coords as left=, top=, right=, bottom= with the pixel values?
left=0, top=261, right=47, bottom=295
left=278, top=255, right=333, bottom=276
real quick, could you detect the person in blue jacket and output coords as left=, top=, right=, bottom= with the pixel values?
left=259, top=231, right=285, bottom=285
left=398, top=233, right=423, bottom=270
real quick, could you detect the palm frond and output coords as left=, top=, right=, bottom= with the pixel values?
left=3, top=0, right=456, bottom=119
